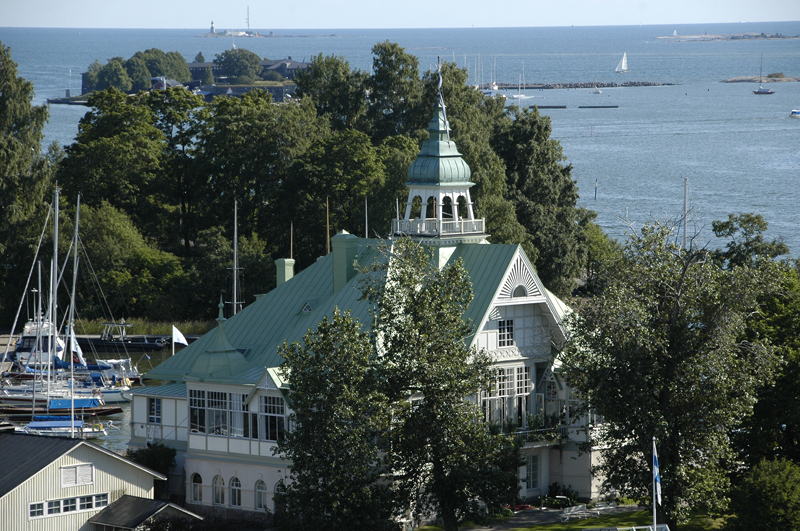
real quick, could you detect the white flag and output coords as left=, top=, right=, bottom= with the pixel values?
left=653, top=439, right=662, bottom=505
left=172, top=325, right=189, bottom=346
left=70, top=325, right=87, bottom=366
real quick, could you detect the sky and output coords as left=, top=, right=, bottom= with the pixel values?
left=1, top=0, right=799, bottom=29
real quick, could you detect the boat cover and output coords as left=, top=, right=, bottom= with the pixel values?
left=49, top=398, right=101, bottom=409
left=27, top=420, right=84, bottom=428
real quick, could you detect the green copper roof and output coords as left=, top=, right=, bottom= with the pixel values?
left=407, top=102, right=472, bottom=185
left=144, top=238, right=567, bottom=386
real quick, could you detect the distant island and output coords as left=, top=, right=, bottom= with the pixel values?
left=721, top=75, right=799, bottom=83
left=657, top=32, right=798, bottom=42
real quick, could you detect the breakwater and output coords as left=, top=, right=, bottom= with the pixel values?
left=489, top=81, right=677, bottom=91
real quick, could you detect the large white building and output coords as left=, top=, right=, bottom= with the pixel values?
left=128, top=91, right=601, bottom=517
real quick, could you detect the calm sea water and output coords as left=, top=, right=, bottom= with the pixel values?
left=2, top=23, right=799, bottom=254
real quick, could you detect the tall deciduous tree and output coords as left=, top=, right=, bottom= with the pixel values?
left=276, top=309, right=395, bottom=531
left=213, top=48, right=263, bottom=83
left=366, top=41, right=423, bottom=140
left=361, top=239, right=522, bottom=531
left=492, top=106, right=585, bottom=297
left=0, top=42, right=51, bottom=256
left=295, top=53, right=368, bottom=131
left=561, top=223, right=782, bottom=529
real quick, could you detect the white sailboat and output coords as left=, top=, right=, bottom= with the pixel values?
left=753, top=54, right=774, bottom=95
left=615, top=53, right=629, bottom=73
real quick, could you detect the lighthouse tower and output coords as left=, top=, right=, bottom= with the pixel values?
left=392, top=67, right=487, bottom=250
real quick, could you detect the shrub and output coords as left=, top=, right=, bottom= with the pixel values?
left=726, top=458, right=800, bottom=531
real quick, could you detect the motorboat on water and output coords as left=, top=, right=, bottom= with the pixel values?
left=789, top=110, right=799, bottom=118
left=76, top=320, right=168, bottom=354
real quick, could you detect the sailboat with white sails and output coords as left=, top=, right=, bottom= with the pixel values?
left=615, top=53, right=629, bottom=73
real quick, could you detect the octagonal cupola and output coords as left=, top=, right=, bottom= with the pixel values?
left=392, top=66, right=486, bottom=245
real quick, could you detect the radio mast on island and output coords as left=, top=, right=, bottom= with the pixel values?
left=247, top=7, right=250, bottom=32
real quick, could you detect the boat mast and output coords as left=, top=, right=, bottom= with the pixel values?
left=682, top=177, right=688, bottom=251
left=48, top=188, right=59, bottom=408
left=68, top=194, right=80, bottom=438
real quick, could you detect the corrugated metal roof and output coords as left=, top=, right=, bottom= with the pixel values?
left=0, top=432, right=82, bottom=498
left=130, top=382, right=186, bottom=399
left=87, top=494, right=202, bottom=527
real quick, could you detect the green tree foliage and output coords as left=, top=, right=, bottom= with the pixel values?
left=727, top=458, right=800, bottom=531
left=197, top=91, right=327, bottom=239
left=561, top=223, right=782, bottom=529
left=200, top=66, right=214, bottom=86
left=194, top=51, right=205, bottom=63
left=492, top=106, right=585, bottom=297
left=366, top=41, right=423, bottom=140
left=283, top=129, right=385, bottom=268
left=0, top=43, right=51, bottom=257
left=712, top=212, right=789, bottom=269
left=125, top=443, right=177, bottom=499
left=360, top=239, right=523, bottom=530
left=131, top=48, right=190, bottom=82
left=96, top=58, right=133, bottom=93
left=82, top=60, right=102, bottom=93
left=141, top=87, right=208, bottom=253
left=125, top=56, right=152, bottom=92
left=276, top=309, right=396, bottom=531
left=295, top=53, right=368, bottom=130
left=165, top=51, right=191, bottom=82
left=58, top=88, right=167, bottom=241
left=213, top=48, right=263, bottom=83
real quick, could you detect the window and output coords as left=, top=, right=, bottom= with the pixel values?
left=516, top=366, right=531, bottom=425
left=230, top=394, right=245, bottom=438
left=29, top=502, right=44, bottom=518
left=208, top=392, right=229, bottom=435
left=79, top=496, right=93, bottom=510
left=190, top=390, right=206, bottom=433
left=499, top=319, right=514, bottom=347
left=148, top=398, right=162, bottom=424
left=95, top=493, right=108, bottom=507
left=61, top=464, right=93, bottom=487
left=512, top=285, right=527, bottom=297
left=191, top=473, right=203, bottom=503
left=213, top=475, right=225, bottom=505
left=63, top=498, right=77, bottom=512
left=527, top=454, right=539, bottom=489
left=255, top=480, right=268, bottom=511
left=230, top=477, right=242, bottom=507
left=259, top=395, right=286, bottom=442
left=47, top=500, right=61, bottom=514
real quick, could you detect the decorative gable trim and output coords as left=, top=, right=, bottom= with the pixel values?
left=498, top=254, right=541, bottom=299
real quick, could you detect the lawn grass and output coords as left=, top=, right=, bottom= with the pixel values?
left=418, top=510, right=729, bottom=531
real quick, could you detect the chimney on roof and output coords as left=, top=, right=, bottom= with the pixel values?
left=332, top=231, right=359, bottom=292
left=275, top=258, right=295, bottom=286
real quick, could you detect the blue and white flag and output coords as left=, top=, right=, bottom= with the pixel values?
left=653, top=439, right=662, bottom=505
left=172, top=325, right=189, bottom=346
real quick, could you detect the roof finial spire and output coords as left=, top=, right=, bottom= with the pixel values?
left=436, top=59, right=451, bottom=144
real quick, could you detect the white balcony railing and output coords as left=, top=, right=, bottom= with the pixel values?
left=392, top=218, right=485, bottom=237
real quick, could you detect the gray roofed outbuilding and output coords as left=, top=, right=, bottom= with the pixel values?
left=87, top=494, right=203, bottom=529
left=0, top=432, right=82, bottom=498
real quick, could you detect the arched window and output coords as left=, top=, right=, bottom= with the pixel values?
left=512, top=285, right=527, bottom=298
left=254, top=480, right=267, bottom=511
left=213, top=475, right=224, bottom=505
left=191, top=473, right=203, bottom=503
left=230, top=477, right=241, bottom=507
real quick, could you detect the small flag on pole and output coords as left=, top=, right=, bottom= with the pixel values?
left=172, top=326, right=189, bottom=346
left=653, top=439, right=662, bottom=505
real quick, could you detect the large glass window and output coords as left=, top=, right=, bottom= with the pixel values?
left=148, top=398, right=162, bottom=424
left=255, top=480, right=267, bottom=511
left=191, top=473, right=203, bottom=503
left=213, top=475, right=225, bottom=505
left=208, top=392, right=229, bottom=435
left=527, top=454, right=539, bottom=489
left=499, top=319, right=514, bottom=347
left=230, top=477, right=242, bottom=507
left=259, top=395, right=286, bottom=442
left=189, top=390, right=206, bottom=433
left=230, top=394, right=245, bottom=438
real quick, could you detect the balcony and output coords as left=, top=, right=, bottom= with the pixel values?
left=392, top=218, right=485, bottom=237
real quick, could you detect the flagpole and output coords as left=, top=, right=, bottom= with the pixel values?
left=653, top=437, right=657, bottom=531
